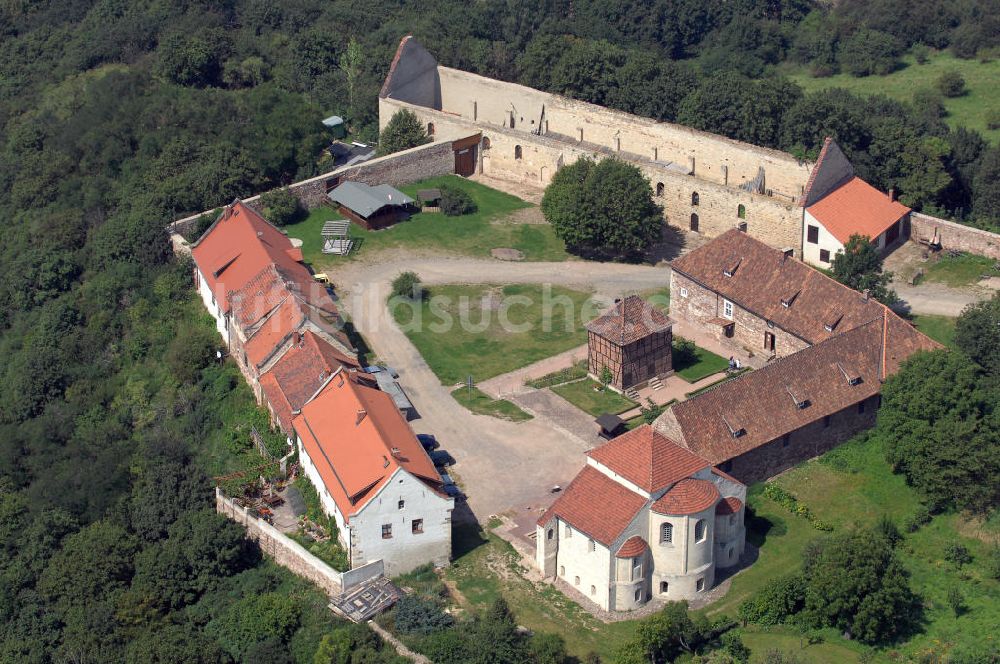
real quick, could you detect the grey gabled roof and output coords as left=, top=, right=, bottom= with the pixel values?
left=326, top=181, right=415, bottom=218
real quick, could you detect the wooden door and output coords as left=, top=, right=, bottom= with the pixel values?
left=454, top=146, right=476, bottom=176
left=764, top=331, right=775, bottom=352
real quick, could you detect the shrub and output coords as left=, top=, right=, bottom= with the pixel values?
left=762, top=484, right=833, bottom=531
left=393, top=595, right=454, bottom=635
left=947, top=587, right=965, bottom=617
left=986, top=109, right=1000, bottom=131
left=903, top=504, right=932, bottom=532
left=378, top=109, right=430, bottom=156
left=944, top=542, right=973, bottom=567
left=391, top=271, right=423, bottom=300
left=937, top=70, right=967, bottom=97
left=912, top=44, right=930, bottom=64
left=672, top=337, right=698, bottom=366
left=259, top=187, right=303, bottom=227
left=987, top=545, right=1000, bottom=580
left=439, top=184, right=477, bottom=216
left=738, top=575, right=806, bottom=625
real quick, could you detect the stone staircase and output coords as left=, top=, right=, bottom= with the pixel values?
left=648, top=377, right=664, bottom=391
left=625, top=387, right=641, bottom=401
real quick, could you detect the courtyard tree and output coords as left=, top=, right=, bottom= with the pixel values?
left=541, top=157, right=663, bottom=258
left=830, top=234, right=897, bottom=304
left=259, top=187, right=303, bottom=226
left=955, top=292, right=1000, bottom=376
left=377, top=109, right=430, bottom=156
left=391, top=271, right=423, bottom=300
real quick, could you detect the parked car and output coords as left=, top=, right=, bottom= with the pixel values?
left=443, top=484, right=464, bottom=498
left=430, top=450, right=455, bottom=467
left=417, top=434, right=439, bottom=451
left=438, top=471, right=455, bottom=485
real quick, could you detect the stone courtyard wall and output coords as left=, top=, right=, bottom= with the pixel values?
left=215, top=488, right=384, bottom=596
left=910, top=212, right=1000, bottom=260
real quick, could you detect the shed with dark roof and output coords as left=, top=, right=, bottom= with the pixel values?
left=326, top=181, right=416, bottom=230
left=585, top=295, right=674, bottom=391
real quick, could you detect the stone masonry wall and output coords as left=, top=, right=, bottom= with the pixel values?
left=383, top=97, right=807, bottom=256
left=724, top=395, right=879, bottom=484
left=215, top=488, right=385, bottom=596
left=910, top=211, right=1000, bottom=260
left=168, top=140, right=456, bottom=239
left=669, top=270, right=810, bottom=360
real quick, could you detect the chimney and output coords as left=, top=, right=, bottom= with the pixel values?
left=888, top=188, right=895, bottom=202
left=390, top=447, right=401, bottom=457
left=293, top=330, right=302, bottom=345
left=862, top=289, right=870, bottom=302
left=782, top=247, right=794, bottom=262
left=356, top=408, right=367, bottom=425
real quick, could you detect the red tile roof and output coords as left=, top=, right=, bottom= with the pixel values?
left=616, top=536, right=649, bottom=559
left=671, top=229, right=890, bottom=345
left=660, top=311, right=939, bottom=464
left=651, top=478, right=720, bottom=515
left=537, top=466, right=647, bottom=546
left=244, top=296, right=306, bottom=368
left=191, top=201, right=313, bottom=315
left=716, top=496, right=743, bottom=515
left=807, top=176, right=910, bottom=245
left=259, top=331, right=360, bottom=434
left=293, top=369, right=445, bottom=521
left=587, top=425, right=709, bottom=493
left=586, top=295, right=673, bottom=346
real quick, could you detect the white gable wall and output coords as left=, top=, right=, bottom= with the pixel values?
left=195, top=267, right=230, bottom=343
left=802, top=210, right=846, bottom=268
left=550, top=517, right=614, bottom=611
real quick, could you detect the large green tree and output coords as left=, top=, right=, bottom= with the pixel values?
left=377, top=109, right=430, bottom=156
left=541, top=157, right=663, bottom=257
left=830, top=234, right=897, bottom=304
left=955, top=292, right=1000, bottom=376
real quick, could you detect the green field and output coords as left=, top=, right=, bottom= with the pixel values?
left=391, top=284, right=598, bottom=384
left=674, top=341, right=730, bottom=382
left=551, top=378, right=636, bottom=416
left=282, top=175, right=569, bottom=265
left=784, top=51, right=1000, bottom=143
left=450, top=386, right=532, bottom=421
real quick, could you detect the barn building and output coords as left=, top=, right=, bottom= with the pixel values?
left=327, top=181, right=415, bottom=230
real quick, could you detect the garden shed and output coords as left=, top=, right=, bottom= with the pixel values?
left=326, top=181, right=415, bottom=230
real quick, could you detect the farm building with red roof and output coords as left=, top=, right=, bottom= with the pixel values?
left=535, top=425, right=746, bottom=612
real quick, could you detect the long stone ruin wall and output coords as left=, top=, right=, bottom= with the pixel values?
left=910, top=212, right=1000, bottom=260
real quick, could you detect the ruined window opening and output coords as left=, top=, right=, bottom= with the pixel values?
left=656, top=182, right=664, bottom=196
left=737, top=204, right=746, bottom=219
left=660, top=581, right=669, bottom=593
left=690, top=213, right=699, bottom=232
left=426, top=122, right=435, bottom=136
left=692, top=192, right=699, bottom=206
left=482, top=136, right=491, bottom=150
left=547, top=528, right=553, bottom=540
left=514, top=145, right=522, bottom=160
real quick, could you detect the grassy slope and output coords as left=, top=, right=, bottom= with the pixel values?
left=282, top=175, right=568, bottom=266
left=391, top=284, right=596, bottom=384
left=551, top=378, right=636, bottom=416
left=784, top=51, right=1000, bottom=143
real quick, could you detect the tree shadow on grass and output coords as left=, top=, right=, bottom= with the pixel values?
left=745, top=507, right=787, bottom=548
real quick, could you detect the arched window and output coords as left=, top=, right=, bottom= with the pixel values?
left=690, top=213, right=699, bottom=232
left=660, top=522, right=673, bottom=544
left=694, top=519, right=707, bottom=542
left=482, top=136, right=491, bottom=150
left=692, top=191, right=699, bottom=206
left=656, top=182, right=664, bottom=196
left=427, top=122, right=435, bottom=136
left=547, top=528, right=553, bottom=540
left=737, top=204, right=746, bottom=219
left=514, top=145, right=523, bottom=160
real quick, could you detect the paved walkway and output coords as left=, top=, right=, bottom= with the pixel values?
left=477, top=344, right=588, bottom=399
left=507, top=388, right=604, bottom=450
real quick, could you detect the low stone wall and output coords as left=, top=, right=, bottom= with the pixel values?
left=215, top=488, right=383, bottom=595
left=910, top=212, right=1000, bottom=260
left=168, top=138, right=460, bottom=239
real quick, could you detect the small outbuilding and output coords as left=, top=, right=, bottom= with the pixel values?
left=586, top=295, right=674, bottom=392
left=326, top=181, right=416, bottom=230
left=417, top=188, right=442, bottom=211
left=322, top=115, right=346, bottom=139
left=595, top=413, right=626, bottom=440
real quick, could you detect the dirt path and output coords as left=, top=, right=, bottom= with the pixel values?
left=892, top=281, right=986, bottom=317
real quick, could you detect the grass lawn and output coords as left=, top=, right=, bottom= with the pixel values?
left=282, top=175, right=569, bottom=265
left=674, top=340, right=730, bottom=382
left=921, top=251, right=998, bottom=288
left=450, top=386, right=532, bottom=421
left=551, top=378, right=636, bottom=416
left=783, top=50, right=1000, bottom=143
left=391, top=283, right=598, bottom=384
left=912, top=314, right=958, bottom=348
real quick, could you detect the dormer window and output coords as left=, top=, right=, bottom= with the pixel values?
left=781, top=290, right=800, bottom=308
left=824, top=313, right=843, bottom=333
left=723, top=257, right=742, bottom=277
left=837, top=362, right=863, bottom=386
left=785, top=386, right=810, bottom=409
left=721, top=414, right=745, bottom=439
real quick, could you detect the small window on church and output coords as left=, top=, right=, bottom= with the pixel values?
left=590, top=585, right=596, bottom=596
left=692, top=191, right=699, bottom=206
left=574, top=576, right=580, bottom=586
left=695, top=519, right=707, bottom=543
left=588, top=539, right=595, bottom=552
left=514, top=145, right=523, bottom=160
left=559, top=565, right=565, bottom=576
left=697, top=578, right=705, bottom=592
left=660, top=522, right=673, bottom=544
left=690, top=213, right=699, bottom=232
left=564, top=524, right=572, bottom=538
left=656, top=182, right=664, bottom=196
left=547, top=529, right=553, bottom=540
left=660, top=581, right=669, bottom=594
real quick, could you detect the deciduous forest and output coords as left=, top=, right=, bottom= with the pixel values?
left=1, top=1, right=998, bottom=662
